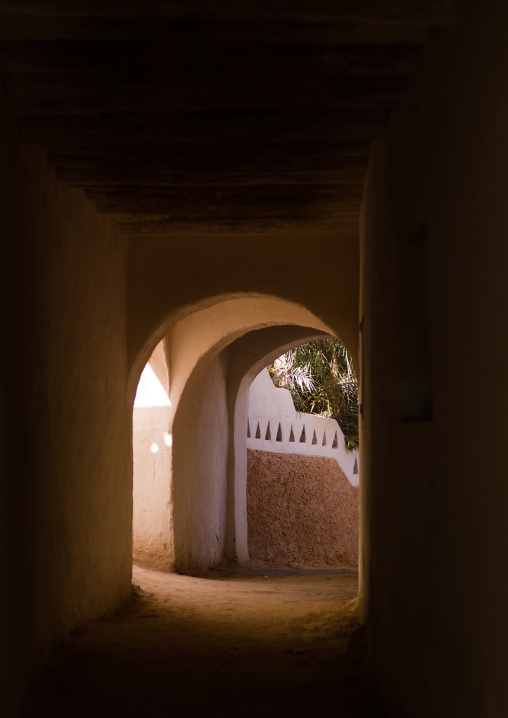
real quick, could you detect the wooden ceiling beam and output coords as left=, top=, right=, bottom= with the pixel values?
left=0, top=0, right=457, bottom=25
left=0, top=42, right=419, bottom=75
left=4, top=73, right=408, bottom=116
left=0, top=17, right=431, bottom=44
left=85, top=183, right=364, bottom=208
left=56, top=168, right=367, bottom=187
left=95, top=202, right=362, bottom=218
left=47, top=141, right=371, bottom=165
left=0, top=2, right=457, bottom=238
left=116, top=216, right=360, bottom=236
left=18, top=109, right=388, bottom=147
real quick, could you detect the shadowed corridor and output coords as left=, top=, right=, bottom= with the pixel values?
left=4, top=2, right=508, bottom=715
left=22, top=567, right=381, bottom=717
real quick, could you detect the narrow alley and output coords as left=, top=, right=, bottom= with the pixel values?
left=22, top=567, right=381, bottom=717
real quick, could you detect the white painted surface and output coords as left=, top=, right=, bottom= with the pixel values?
left=248, top=367, right=295, bottom=416
left=134, top=364, right=171, bottom=408
left=165, top=295, right=333, bottom=413
left=160, top=296, right=335, bottom=571
left=132, top=342, right=173, bottom=568
left=132, top=300, right=336, bottom=573
left=226, top=326, right=333, bottom=564
left=172, top=351, right=229, bottom=573
left=248, top=369, right=359, bottom=486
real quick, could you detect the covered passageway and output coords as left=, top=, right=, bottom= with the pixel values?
left=2, top=2, right=508, bottom=716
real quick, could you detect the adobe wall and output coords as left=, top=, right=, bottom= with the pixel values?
left=127, top=233, right=360, bottom=374
left=140, top=299, right=336, bottom=573
left=132, top=342, right=173, bottom=570
left=246, top=368, right=359, bottom=568
left=0, top=92, right=130, bottom=713
left=248, top=368, right=360, bottom=485
left=225, top=325, right=333, bottom=563
left=248, top=450, right=359, bottom=568
left=361, top=2, right=508, bottom=714
left=172, top=349, right=230, bottom=574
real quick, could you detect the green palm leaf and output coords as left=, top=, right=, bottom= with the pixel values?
left=268, top=339, right=359, bottom=450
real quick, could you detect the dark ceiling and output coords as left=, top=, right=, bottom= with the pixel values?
left=0, top=1, right=456, bottom=236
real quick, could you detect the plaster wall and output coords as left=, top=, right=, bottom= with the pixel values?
left=172, top=350, right=229, bottom=574
left=142, top=300, right=336, bottom=572
left=163, top=295, right=333, bottom=413
left=361, top=3, right=508, bottom=714
left=225, top=325, right=332, bottom=563
left=248, top=367, right=295, bottom=415
left=0, top=93, right=130, bottom=713
left=128, top=233, right=360, bottom=376
left=248, top=369, right=359, bottom=485
left=133, top=342, right=173, bottom=570
left=132, top=301, right=337, bottom=574
left=248, top=450, right=359, bottom=568
left=134, top=323, right=333, bottom=573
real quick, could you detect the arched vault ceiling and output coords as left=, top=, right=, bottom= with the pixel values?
left=0, top=0, right=455, bottom=236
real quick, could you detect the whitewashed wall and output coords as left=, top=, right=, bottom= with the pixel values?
left=247, top=369, right=359, bottom=486
left=132, top=342, right=173, bottom=568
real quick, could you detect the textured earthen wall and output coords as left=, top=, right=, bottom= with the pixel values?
left=247, top=450, right=359, bottom=568
left=23, top=152, right=131, bottom=642
left=147, top=299, right=335, bottom=573
left=0, top=96, right=130, bottom=714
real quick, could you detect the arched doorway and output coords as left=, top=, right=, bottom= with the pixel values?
left=130, top=293, right=359, bottom=578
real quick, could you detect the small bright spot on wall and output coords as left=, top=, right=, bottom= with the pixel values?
left=163, top=432, right=173, bottom=447
left=150, top=443, right=159, bottom=453
left=134, top=364, right=171, bottom=408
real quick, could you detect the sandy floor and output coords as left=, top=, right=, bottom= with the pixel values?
left=22, top=565, right=385, bottom=717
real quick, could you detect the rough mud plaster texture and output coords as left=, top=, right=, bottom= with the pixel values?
left=225, top=325, right=331, bottom=563
left=0, top=101, right=129, bottom=714
left=361, top=3, right=508, bottom=715
left=247, top=451, right=359, bottom=568
left=142, top=301, right=334, bottom=573
left=172, top=350, right=229, bottom=573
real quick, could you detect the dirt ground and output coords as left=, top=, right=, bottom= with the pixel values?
left=21, top=564, right=385, bottom=717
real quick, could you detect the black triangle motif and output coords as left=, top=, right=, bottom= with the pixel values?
left=332, top=431, right=338, bottom=448
left=300, top=426, right=306, bottom=443
left=322, top=432, right=327, bottom=446
left=247, top=419, right=251, bottom=438
left=353, top=457, right=359, bottom=474
left=289, top=426, right=295, bottom=442
left=255, top=422, right=261, bottom=439
left=276, top=423, right=283, bottom=442
left=265, top=421, right=271, bottom=440
left=312, top=429, right=317, bottom=445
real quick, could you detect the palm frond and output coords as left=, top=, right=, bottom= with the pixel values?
left=268, top=338, right=359, bottom=450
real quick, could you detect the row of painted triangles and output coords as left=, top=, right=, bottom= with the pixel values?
left=247, top=419, right=339, bottom=449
